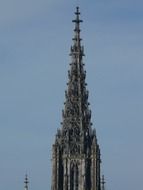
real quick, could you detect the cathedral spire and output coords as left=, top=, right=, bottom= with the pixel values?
left=62, top=6, right=91, bottom=134
left=24, top=174, right=29, bottom=190
left=72, top=7, right=83, bottom=52
left=51, top=7, right=101, bottom=190
left=70, top=7, right=84, bottom=59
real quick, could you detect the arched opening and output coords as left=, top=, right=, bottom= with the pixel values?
left=70, top=162, right=79, bottom=190
left=75, top=164, right=79, bottom=190
left=70, top=164, right=74, bottom=190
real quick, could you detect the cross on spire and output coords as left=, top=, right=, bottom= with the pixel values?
left=71, top=7, right=84, bottom=57
left=72, top=7, right=83, bottom=32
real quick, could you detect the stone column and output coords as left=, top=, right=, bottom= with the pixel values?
left=81, top=158, right=85, bottom=190
left=51, top=145, right=57, bottom=190
left=63, top=157, right=68, bottom=190
left=56, top=149, right=59, bottom=190
left=67, top=158, right=71, bottom=190
left=91, top=155, right=96, bottom=190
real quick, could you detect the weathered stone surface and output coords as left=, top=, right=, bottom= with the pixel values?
left=51, top=7, right=101, bottom=190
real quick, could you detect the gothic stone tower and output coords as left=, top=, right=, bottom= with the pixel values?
left=51, top=7, right=101, bottom=190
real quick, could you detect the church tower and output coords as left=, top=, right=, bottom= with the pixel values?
left=51, top=7, right=101, bottom=190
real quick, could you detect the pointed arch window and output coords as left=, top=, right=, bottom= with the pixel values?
left=75, top=164, right=79, bottom=190
left=70, top=164, right=74, bottom=190
left=70, top=162, right=79, bottom=190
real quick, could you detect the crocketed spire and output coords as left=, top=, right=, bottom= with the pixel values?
left=62, top=6, right=91, bottom=135
left=51, top=7, right=101, bottom=190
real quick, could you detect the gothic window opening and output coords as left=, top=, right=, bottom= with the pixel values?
left=70, top=164, right=74, bottom=190
left=70, top=163, right=79, bottom=190
left=75, top=164, right=79, bottom=190
left=51, top=7, right=101, bottom=190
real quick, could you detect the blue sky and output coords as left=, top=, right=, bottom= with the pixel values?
left=0, top=0, right=143, bottom=190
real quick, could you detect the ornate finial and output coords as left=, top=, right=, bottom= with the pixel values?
left=73, top=6, right=82, bottom=25
left=24, top=174, right=29, bottom=190
left=101, top=175, right=105, bottom=190
left=75, top=6, right=80, bottom=15
left=72, top=7, right=83, bottom=49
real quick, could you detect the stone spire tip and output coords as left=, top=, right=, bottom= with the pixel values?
left=24, top=174, right=29, bottom=190
left=101, top=175, right=105, bottom=190
left=75, top=6, right=80, bottom=15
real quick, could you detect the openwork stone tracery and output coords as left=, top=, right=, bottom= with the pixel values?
left=51, top=7, right=101, bottom=190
